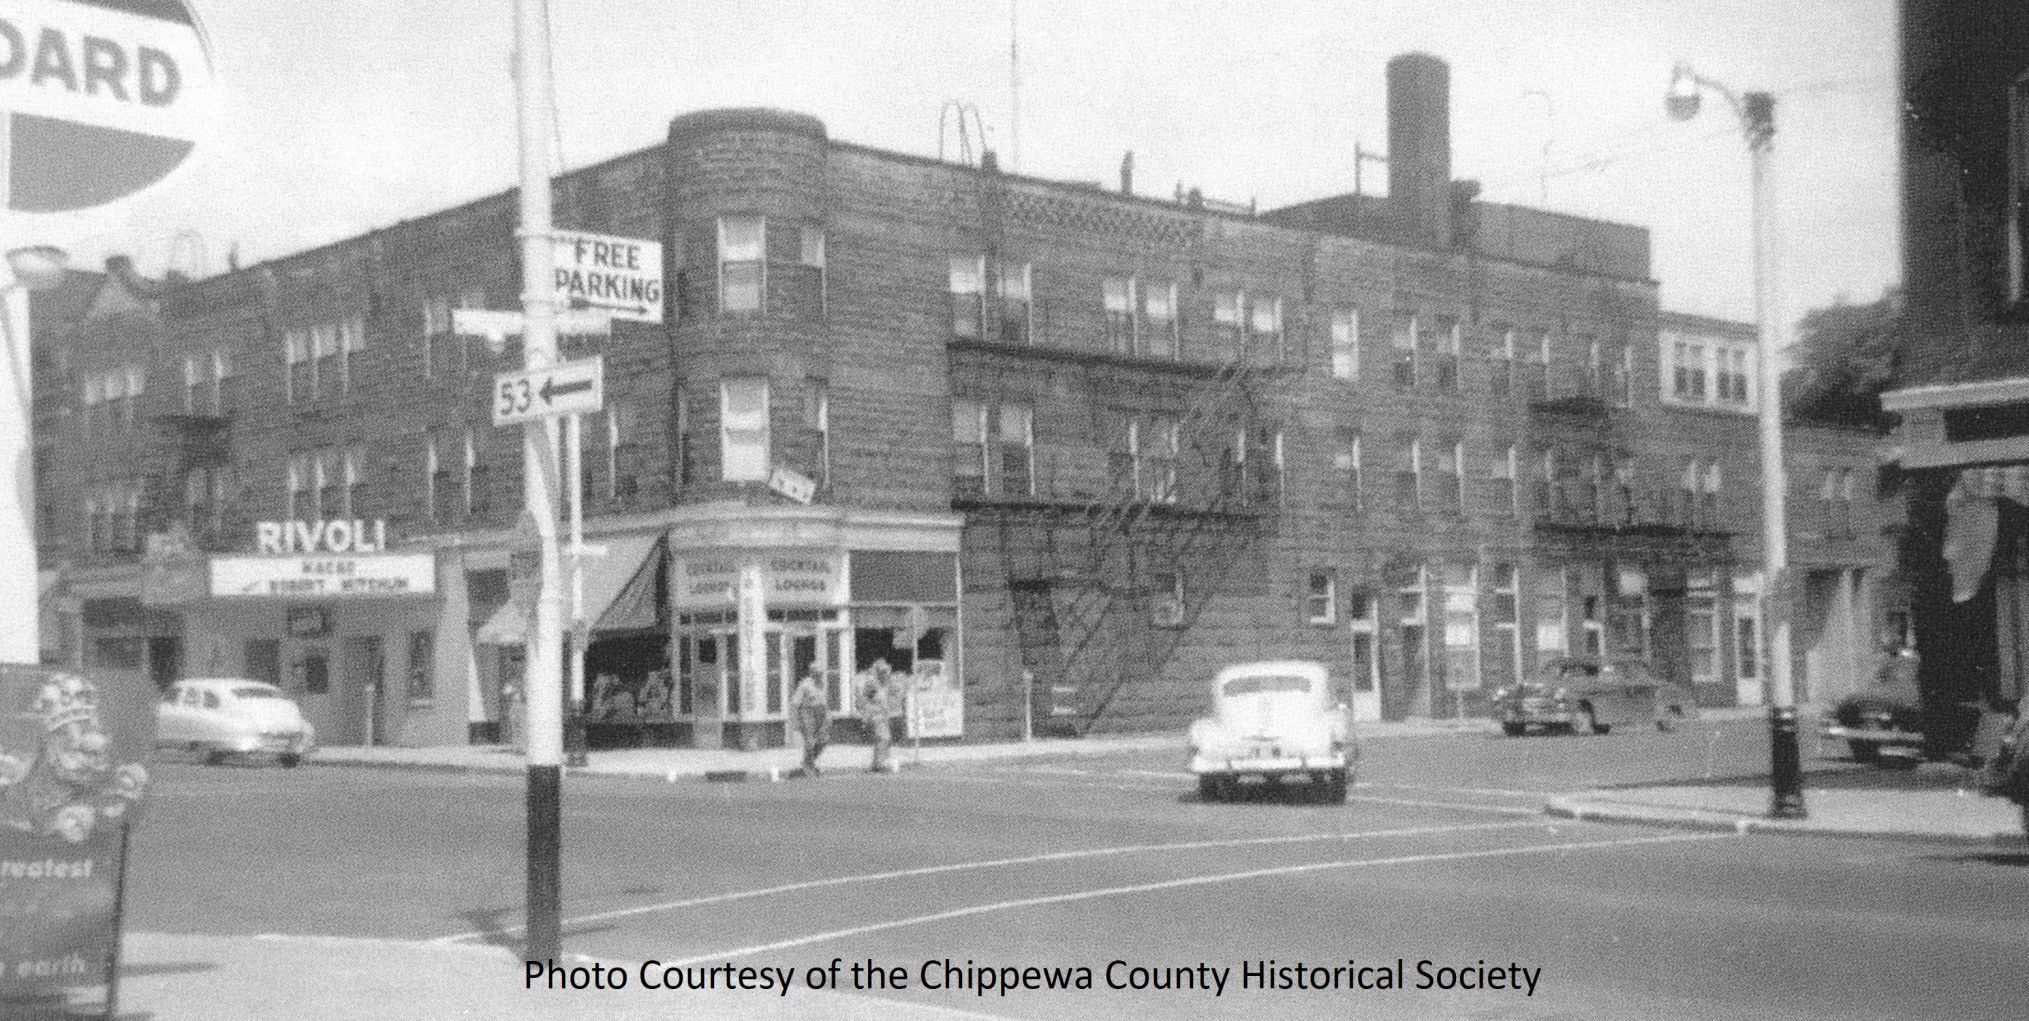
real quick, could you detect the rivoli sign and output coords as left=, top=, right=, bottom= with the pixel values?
left=0, top=0, right=215, bottom=212
left=210, top=519, right=436, bottom=600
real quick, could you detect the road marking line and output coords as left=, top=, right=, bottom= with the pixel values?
left=1361, top=782, right=1548, bottom=797
left=663, top=831, right=1735, bottom=966
left=1345, top=794, right=1543, bottom=816
left=430, top=820, right=1543, bottom=944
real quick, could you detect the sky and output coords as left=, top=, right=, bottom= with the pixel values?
left=13, top=0, right=1898, bottom=335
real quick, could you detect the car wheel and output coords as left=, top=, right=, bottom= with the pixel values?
left=1848, top=740, right=1880, bottom=765
left=203, top=749, right=229, bottom=766
left=278, top=753, right=302, bottom=769
left=1197, top=774, right=1225, bottom=802
left=1592, top=721, right=1612, bottom=736
left=1322, top=768, right=1349, bottom=804
left=1501, top=721, right=1526, bottom=737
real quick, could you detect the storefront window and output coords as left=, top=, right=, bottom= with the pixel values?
left=407, top=630, right=434, bottom=701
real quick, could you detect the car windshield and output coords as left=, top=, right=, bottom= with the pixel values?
left=1222, top=675, right=1311, bottom=697
left=233, top=686, right=283, bottom=700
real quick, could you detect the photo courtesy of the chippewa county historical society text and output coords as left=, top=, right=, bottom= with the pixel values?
left=3, top=1, right=2027, bottom=1019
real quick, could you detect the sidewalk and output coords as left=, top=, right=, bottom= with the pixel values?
left=307, top=714, right=1501, bottom=781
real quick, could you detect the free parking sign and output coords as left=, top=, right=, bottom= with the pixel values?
left=0, top=0, right=213, bottom=212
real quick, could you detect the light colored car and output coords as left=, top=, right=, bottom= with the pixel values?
left=157, top=678, right=316, bottom=767
left=1187, top=660, right=1354, bottom=803
left=1492, top=656, right=1698, bottom=737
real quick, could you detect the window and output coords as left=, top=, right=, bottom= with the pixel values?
left=316, top=449, right=340, bottom=521
left=676, top=389, right=695, bottom=487
left=998, top=403, right=1034, bottom=497
left=1349, top=595, right=1379, bottom=694
left=1536, top=449, right=1557, bottom=519
left=1436, top=440, right=1463, bottom=513
left=1213, top=291, right=1244, bottom=361
left=1334, top=431, right=1363, bottom=512
left=1718, top=348, right=1750, bottom=405
left=719, top=216, right=765, bottom=313
left=312, top=323, right=339, bottom=400
left=1672, top=342, right=1705, bottom=400
left=1398, top=564, right=1429, bottom=692
left=949, top=256, right=985, bottom=339
left=1613, top=568, right=1651, bottom=659
left=1581, top=332, right=1601, bottom=397
left=1141, top=415, right=1179, bottom=503
left=951, top=399, right=988, bottom=496
left=1441, top=563, right=1479, bottom=692
left=182, top=355, right=202, bottom=414
left=1103, top=277, right=1135, bottom=354
left=1306, top=569, right=1337, bottom=624
left=1533, top=568, right=1567, bottom=667
left=720, top=377, right=770, bottom=482
left=1519, top=327, right=1548, bottom=401
left=1688, top=570, right=1719, bottom=684
left=1141, top=281, right=1177, bottom=359
left=800, top=226, right=826, bottom=315
left=1616, top=343, right=1634, bottom=407
left=425, top=434, right=443, bottom=522
left=338, top=315, right=364, bottom=392
left=1331, top=309, right=1359, bottom=380
left=463, top=428, right=482, bottom=517
left=996, top=261, right=1032, bottom=345
left=1391, top=312, right=1417, bottom=388
left=1702, top=462, right=1722, bottom=525
left=2011, top=71, right=2029, bottom=302
left=406, top=631, right=435, bottom=702
left=80, top=374, right=101, bottom=435
left=211, top=349, right=232, bottom=414
left=1397, top=436, right=1421, bottom=511
left=1151, top=570, right=1185, bottom=627
left=1492, top=445, right=1517, bottom=517
left=423, top=295, right=451, bottom=378
left=1488, top=326, right=1514, bottom=398
left=341, top=446, right=363, bottom=518
left=1734, top=572, right=1763, bottom=684
left=1248, top=294, right=1283, bottom=363
left=803, top=384, right=830, bottom=489
left=287, top=454, right=312, bottom=522
left=1433, top=316, right=1460, bottom=393
left=1490, top=564, right=1520, bottom=689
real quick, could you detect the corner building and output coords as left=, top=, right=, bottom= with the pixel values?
left=35, top=54, right=1893, bottom=747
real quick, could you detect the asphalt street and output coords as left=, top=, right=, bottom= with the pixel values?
left=126, top=718, right=2029, bottom=1020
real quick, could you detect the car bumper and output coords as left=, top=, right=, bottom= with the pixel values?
left=1821, top=722, right=1922, bottom=749
left=1191, top=751, right=1346, bottom=776
left=229, top=733, right=316, bottom=756
left=1501, top=710, right=1576, bottom=727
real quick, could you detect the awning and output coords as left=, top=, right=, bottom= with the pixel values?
left=582, top=533, right=667, bottom=634
left=474, top=598, right=527, bottom=646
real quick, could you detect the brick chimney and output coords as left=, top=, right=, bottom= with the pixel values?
left=1387, top=53, right=1452, bottom=246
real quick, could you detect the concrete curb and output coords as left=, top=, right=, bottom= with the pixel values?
left=1544, top=795, right=2029, bottom=848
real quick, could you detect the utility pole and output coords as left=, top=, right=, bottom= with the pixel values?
left=514, top=0, right=566, bottom=961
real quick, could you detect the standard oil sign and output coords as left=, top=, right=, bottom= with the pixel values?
left=209, top=520, right=436, bottom=600
left=0, top=0, right=215, bottom=213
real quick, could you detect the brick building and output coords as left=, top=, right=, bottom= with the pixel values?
left=33, top=53, right=1895, bottom=748
left=1878, top=0, right=2029, bottom=756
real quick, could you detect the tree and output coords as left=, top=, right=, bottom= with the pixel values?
left=1781, top=288, right=1907, bottom=430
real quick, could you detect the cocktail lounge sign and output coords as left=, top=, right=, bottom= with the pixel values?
left=209, top=519, right=435, bottom=599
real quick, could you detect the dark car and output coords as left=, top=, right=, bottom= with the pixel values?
left=1492, top=656, right=1698, bottom=737
left=1821, top=678, right=1924, bottom=766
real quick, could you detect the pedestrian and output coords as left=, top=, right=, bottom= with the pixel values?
left=791, top=668, right=829, bottom=777
left=860, top=661, right=897, bottom=773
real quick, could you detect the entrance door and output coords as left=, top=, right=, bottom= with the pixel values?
left=341, top=636, right=386, bottom=747
left=1347, top=596, right=1382, bottom=722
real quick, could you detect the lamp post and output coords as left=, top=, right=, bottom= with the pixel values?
left=1667, top=64, right=1805, bottom=818
left=0, top=245, right=71, bottom=666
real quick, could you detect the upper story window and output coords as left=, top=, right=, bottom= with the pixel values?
left=1672, top=341, right=1706, bottom=400
left=182, top=353, right=225, bottom=416
left=1335, top=431, right=1363, bottom=512
left=2009, top=72, right=2029, bottom=304
left=285, top=329, right=310, bottom=404
left=339, top=315, right=365, bottom=393
left=1663, top=333, right=1756, bottom=412
left=1141, top=281, right=1177, bottom=360
left=1717, top=348, right=1750, bottom=405
left=720, top=377, right=771, bottom=482
left=1488, top=326, right=1515, bottom=398
left=951, top=399, right=988, bottom=496
left=1519, top=327, right=1549, bottom=401
left=996, top=261, right=1032, bottom=345
left=1103, top=277, right=1135, bottom=355
left=949, top=256, right=985, bottom=340
left=1330, top=309, right=1359, bottom=381
left=718, top=216, right=765, bottom=313
left=1213, top=291, right=1244, bottom=361
left=1305, top=569, right=1337, bottom=625
left=1390, top=313, right=1418, bottom=389
left=1434, top=439, right=1463, bottom=513
left=312, top=323, right=341, bottom=394
left=802, top=384, right=829, bottom=491
left=1581, top=333, right=1602, bottom=396
left=998, top=402, right=1034, bottom=497
left=800, top=227, right=827, bottom=316
left=1397, top=435, right=1421, bottom=510
left=1431, top=316, right=1460, bottom=393
left=1492, top=444, right=1517, bottom=517
left=1248, top=294, right=1284, bottom=363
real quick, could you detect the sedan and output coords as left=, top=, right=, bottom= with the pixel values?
left=1187, top=660, right=1355, bottom=803
left=1821, top=678, right=1924, bottom=766
left=1492, top=656, right=1698, bottom=737
left=158, top=678, right=317, bottom=767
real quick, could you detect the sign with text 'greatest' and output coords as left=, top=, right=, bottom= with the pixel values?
left=493, top=354, right=603, bottom=427
left=0, top=0, right=214, bottom=212
left=552, top=230, right=662, bottom=323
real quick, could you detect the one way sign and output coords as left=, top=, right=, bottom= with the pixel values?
left=493, top=356, right=604, bottom=427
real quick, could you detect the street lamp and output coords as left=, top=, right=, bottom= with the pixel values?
left=0, top=244, right=70, bottom=667
left=1666, top=63, right=1804, bottom=819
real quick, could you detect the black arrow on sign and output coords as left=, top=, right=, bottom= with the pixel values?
left=540, top=376, right=595, bottom=405
left=571, top=297, right=654, bottom=317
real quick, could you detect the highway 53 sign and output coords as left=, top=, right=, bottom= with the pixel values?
left=552, top=230, right=662, bottom=323
left=494, top=355, right=603, bottom=427
left=0, top=0, right=214, bottom=212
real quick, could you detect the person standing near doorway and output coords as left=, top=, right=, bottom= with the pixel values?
left=860, top=661, right=898, bottom=773
left=791, top=668, right=830, bottom=776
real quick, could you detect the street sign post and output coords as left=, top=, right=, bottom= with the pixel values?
left=492, top=355, right=604, bottom=427
left=0, top=0, right=215, bottom=213
left=551, top=230, right=662, bottom=323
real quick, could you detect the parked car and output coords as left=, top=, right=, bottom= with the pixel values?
left=1186, top=661, right=1354, bottom=803
left=1820, top=677, right=1925, bottom=766
left=1492, top=656, right=1697, bottom=737
left=158, top=678, right=316, bottom=767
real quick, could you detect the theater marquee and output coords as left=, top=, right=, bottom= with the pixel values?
left=208, top=519, right=435, bottom=599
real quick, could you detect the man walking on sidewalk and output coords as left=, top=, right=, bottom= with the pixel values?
left=791, top=668, right=830, bottom=777
left=859, top=662, right=898, bottom=773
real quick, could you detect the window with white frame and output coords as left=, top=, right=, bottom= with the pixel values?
left=1519, top=326, right=1549, bottom=400
left=1399, top=564, right=1430, bottom=691
left=2012, top=71, right=2029, bottom=302
left=998, top=402, right=1034, bottom=497
left=1578, top=567, right=1606, bottom=656
left=803, top=384, right=830, bottom=489
left=211, top=349, right=232, bottom=414
left=800, top=226, right=826, bottom=315
left=1391, top=312, right=1417, bottom=388
left=1103, top=277, right=1135, bottom=355
left=1537, top=448, right=1558, bottom=519
left=1433, top=315, right=1461, bottom=393
left=719, top=377, right=770, bottom=482
left=343, top=445, right=364, bottom=519
left=1141, top=280, right=1177, bottom=359
left=1248, top=294, right=1283, bottom=362
left=1718, top=348, right=1750, bottom=405
left=1441, top=563, right=1479, bottom=691
left=315, top=449, right=340, bottom=520
left=1331, top=308, right=1359, bottom=380
left=1436, top=440, right=1463, bottom=513
left=1702, top=462, right=1722, bottom=525
left=1672, top=341, right=1706, bottom=401
left=339, top=315, right=365, bottom=392
left=1617, top=343, right=1634, bottom=407
left=951, top=399, right=988, bottom=496
left=1734, top=572, right=1764, bottom=684
left=1306, top=569, right=1337, bottom=625
left=312, top=323, right=340, bottom=399
left=1334, top=431, right=1363, bottom=512
left=719, top=216, right=765, bottom=313
left=949, top=255, right=985, bottom=339
left=1688, top=569, right=1720, bottom=684
left=1491, top=564, right=1520, bottom=689
left=1533, top=567, right=1567, bottom=667
left=1663, top=332, right=1757, bottom=412
left=1581, top=332, right=1602, bottom=396
left=1489, top=325, right=1515, bottom=398
left=1397, top=436, right=1421, bottom=511
left=1146, top=415, right=1180, bottom=503
left=1213, top=291, right=1244, bottom=360
left=1492, top=444, right=1517, bottom=517
left=287, top=454, right=312, bottom=522
left=996, top=261, right=1032, bottom=345
left=1349, top=595, right=1379, bottom=694
left=425, top=434, right=440, bottom=522
left=1614, top=567, right=1651, bottom=659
